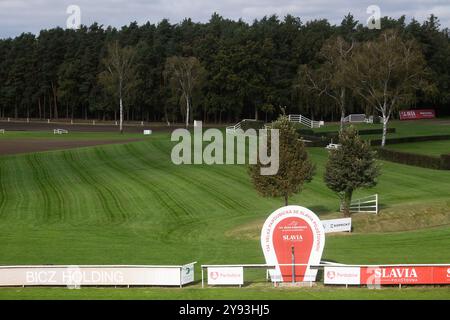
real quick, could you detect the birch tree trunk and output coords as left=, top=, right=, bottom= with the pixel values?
left=185, top=95, right=190, bottom=128
left=119, top=80, right=123, bottom=134
left=381, top=114, right=388, bottom=147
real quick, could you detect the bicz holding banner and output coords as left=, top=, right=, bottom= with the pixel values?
left=261, top=205, right=325, bottom=283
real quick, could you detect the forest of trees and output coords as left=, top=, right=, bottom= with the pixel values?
left=0, top=13, right=449, bottom=124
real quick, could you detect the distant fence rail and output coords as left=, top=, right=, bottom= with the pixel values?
left=288, top=114, right=324, bottom=128
left=341, top=194, right=378, bottom=214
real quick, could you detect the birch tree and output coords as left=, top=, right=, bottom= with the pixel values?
left=346, top=30, right=432, bottom=146
left=298, top=36, right=354, bottom=130
left=99, top=41, right=136, bottom=134
left=164, top=56, right=205, bottom=127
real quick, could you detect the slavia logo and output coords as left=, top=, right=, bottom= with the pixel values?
left=210, top=272, right=219, bottom=280
left=374, top=267, right=418, bottom=279
left=327, top=271, right=336, bottom=280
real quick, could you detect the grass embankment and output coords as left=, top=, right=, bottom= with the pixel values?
left=0, top=123, right=449, bottom=299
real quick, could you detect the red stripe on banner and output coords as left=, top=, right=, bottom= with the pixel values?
left=360, top=266, right=450, bottom=285
left=399, top=109, right=435, bottom=120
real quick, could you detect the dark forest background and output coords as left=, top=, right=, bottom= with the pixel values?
left=0, top=13, right=449, bottom=123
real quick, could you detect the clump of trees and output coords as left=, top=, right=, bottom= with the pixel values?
left=0, top=14, right=448, bottom=125
left=248, top=115, right=315, bottom=206
left=345, top=30, right=434, bottom=146
left=324, top=126, right=380, bottom=216
left=164, top=56, right=206, bottom=127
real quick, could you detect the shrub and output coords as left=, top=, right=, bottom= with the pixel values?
left=240, top=119, right=265, bottom=131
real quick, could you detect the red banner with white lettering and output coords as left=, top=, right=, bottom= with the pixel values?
left=360, top=266, right=450, bottom=285
left=399, top=109, right=435, bottom=120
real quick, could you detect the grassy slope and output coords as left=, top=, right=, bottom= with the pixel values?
left=0, top=127, right=449, bottom=299
left=385, top=140, right=450, bottom=156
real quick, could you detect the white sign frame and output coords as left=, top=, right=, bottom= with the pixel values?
left=324, top=266, right=361, bottom=285
left=0, top=263, right=196, bottom=287
left=322, top=218, right=352, bottom=233
left=207, top=267, right=244, bottom=286
left=260, top=205, right=325, bottom=282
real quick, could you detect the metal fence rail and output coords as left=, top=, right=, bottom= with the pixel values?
left=288, top=114, right=324, bottom=128
left=341, top=194, right=378, bottom=214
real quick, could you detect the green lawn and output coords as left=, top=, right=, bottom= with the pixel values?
left=0, top=127, right=449, bottom=299
left=385, top=140, right=450, bottom=156
left=314, top=119, right=450, bottom=141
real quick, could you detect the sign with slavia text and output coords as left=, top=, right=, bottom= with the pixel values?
left=261, top=205, right=325, bottom=282
left=399, top=109, right=435, bottom=120
left=322, top=218, right=352, bottom=233
left=207, top=267, right=244, bottom=285
left=324, top=265, right=450, bottom=285
left=361, top=266, right=450, bottom=285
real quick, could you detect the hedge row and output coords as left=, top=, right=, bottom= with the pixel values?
left=370, top=134, right=450, bottom=146
left=376, top=148, right=450, bottom=170
left=297, top=128, right=396, bottom=141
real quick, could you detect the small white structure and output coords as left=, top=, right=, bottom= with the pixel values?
left=143, top=129, right=152, bottom=135
left=0, top=129, right=4, bottom=134
left=326, top=143, right=341, bottom=150
left=343, top=114, right=374, bottom=124
left=226, top=119, right=259, bottom=135
left=193, top=120, right=200, bottom=127
left=53, top=129, right=68, bottom=135
left=288, top=114, right=324, bottom=128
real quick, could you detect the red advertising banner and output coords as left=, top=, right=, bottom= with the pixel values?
left=399, top=109, right=435, bottom=120
left=360, top=266, right=450, bottom=285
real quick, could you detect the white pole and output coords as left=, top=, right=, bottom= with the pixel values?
left=201, top=267, right=204, bottom=288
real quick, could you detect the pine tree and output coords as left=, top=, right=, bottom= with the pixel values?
left=324, top=126, right=380, bottom=217
left=248, top=114, right=315, bottom=206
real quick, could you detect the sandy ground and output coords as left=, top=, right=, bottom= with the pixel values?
left=0, top=120, right=182, bottom=133
left=0, top=138, right=142, bottom=156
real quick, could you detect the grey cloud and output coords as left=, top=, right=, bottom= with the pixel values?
left=0, top=0, right=449, bottom=38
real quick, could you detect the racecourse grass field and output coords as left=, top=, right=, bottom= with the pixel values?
left=0, top=120, right=449, bottom=299
left=385, top=140, right=450, bottom=156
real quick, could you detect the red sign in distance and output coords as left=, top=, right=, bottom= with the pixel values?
left=399, top=109, right=435, bottom=120
left=261, top=206, right=325, bottom=283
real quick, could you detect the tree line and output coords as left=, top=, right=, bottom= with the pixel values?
left=0, top=13, right=449, bottom=124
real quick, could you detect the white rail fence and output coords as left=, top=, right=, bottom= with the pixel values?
left=226, top=119, right=259, bottom=134
left=343, top=114, right=374, bottom=123
left=288, top=114, right=324, bottom=128
left=341, top=194, right=378, bottom=214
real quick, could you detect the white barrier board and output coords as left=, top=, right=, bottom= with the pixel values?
left=207, top=267, right=244, bottom=285
left=322, top=218, right=352, bottom=233
left=144, top=130, right=152, bottom=135
left=324, top=267, right=360, bottom=285
left=0, top=264, right=195, bottom=287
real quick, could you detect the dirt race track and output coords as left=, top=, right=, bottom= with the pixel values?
left=0, top=138, right=142, bottom=156
left=0, top=120, right=180, bottom=133
left=0, top=121, right=152, bottom=156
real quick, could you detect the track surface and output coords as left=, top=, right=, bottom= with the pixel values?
left=0, top=121, right=180, bottom=133
left=0, top=138, right=141, bottom=156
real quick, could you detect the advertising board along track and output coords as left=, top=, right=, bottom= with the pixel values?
left=0, top=262, right=196, bottom=287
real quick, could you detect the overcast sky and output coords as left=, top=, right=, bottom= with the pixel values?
left=1, top=0, right=449, bottom=39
